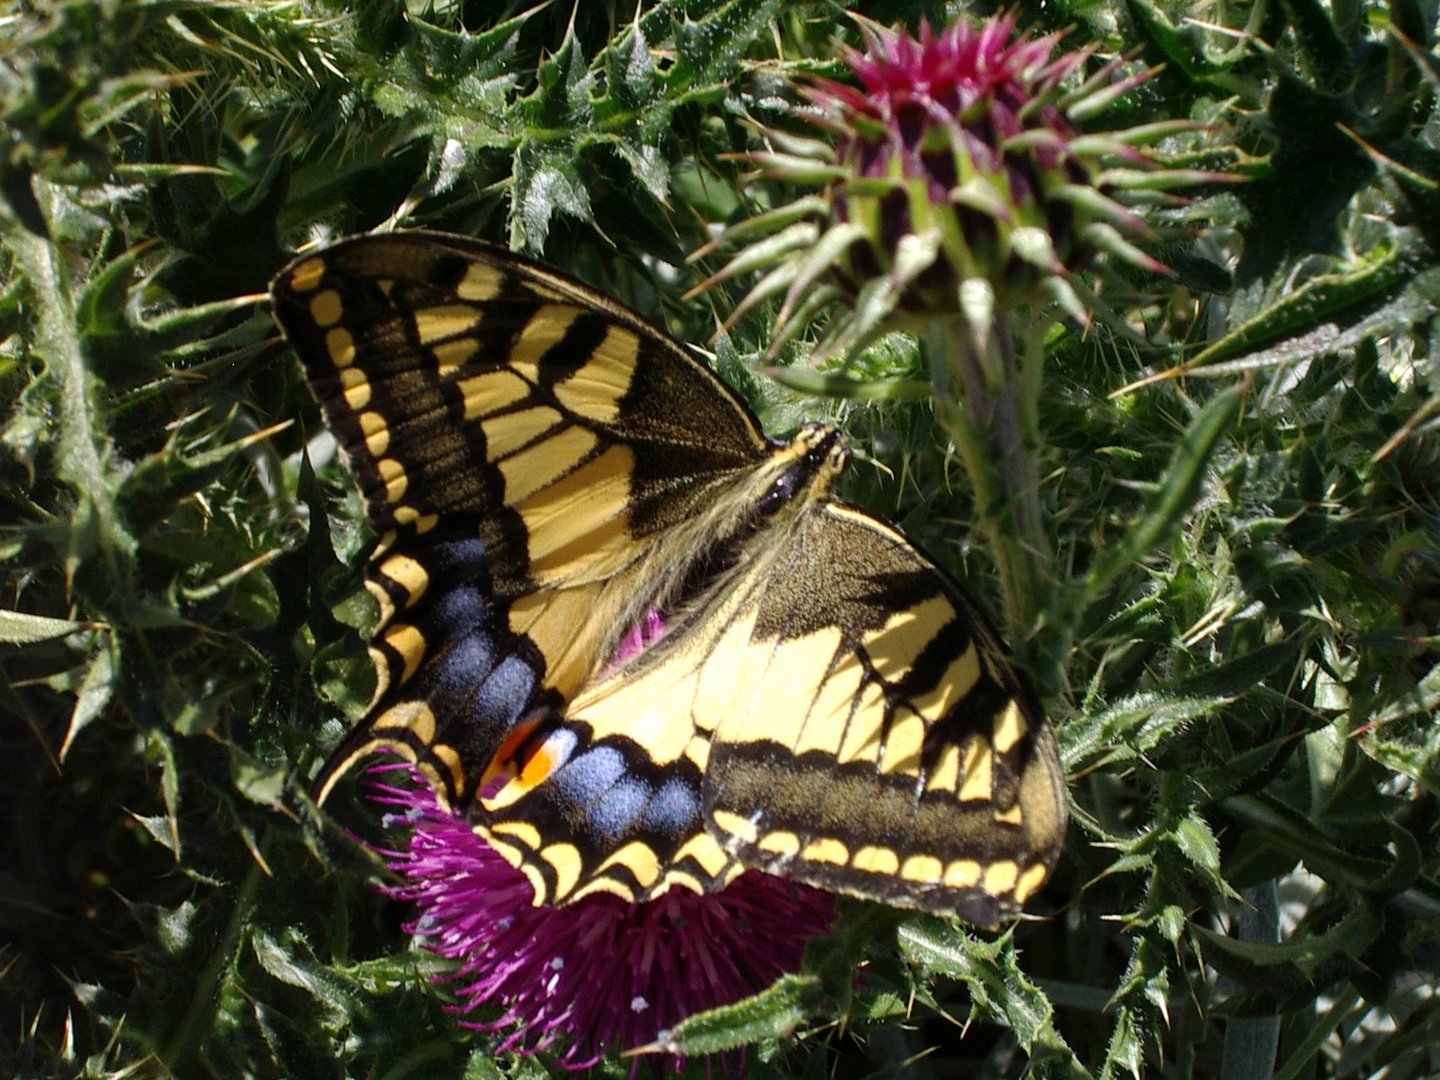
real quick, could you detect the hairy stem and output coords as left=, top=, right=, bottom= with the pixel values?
left=927, top=310, right=1052, bottom=641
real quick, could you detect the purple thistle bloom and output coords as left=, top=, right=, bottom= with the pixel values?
left=816, top=17, right=1091, bottom=207
left=367, top=766, right=835, bottom=1074
left=608, top=605, right=668, bottom=671
left=702, top=14, right=1223, bottom=360
left=803, top=15, right=1161, bottom=315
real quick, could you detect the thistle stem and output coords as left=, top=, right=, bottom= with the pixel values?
left=927, top=312, right=1051, bottom=641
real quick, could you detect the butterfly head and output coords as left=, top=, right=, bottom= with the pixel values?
left=793, top=421, right=851, bottom=479
left=755, top=423, right=849, bottom=520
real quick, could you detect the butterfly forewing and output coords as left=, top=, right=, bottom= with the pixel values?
left=270, top=234, right=769, bottom=547
left=273, top=231, right=1067, bottom=925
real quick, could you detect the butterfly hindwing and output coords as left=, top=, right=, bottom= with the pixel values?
left=474, top=716, right=742, bottom=906
left=312, top=525, right=559, bottom=807
left=473, top=502, right=1065, bottom=925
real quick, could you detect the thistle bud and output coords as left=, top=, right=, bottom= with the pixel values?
left=712, top=16, right=1195, bottom=358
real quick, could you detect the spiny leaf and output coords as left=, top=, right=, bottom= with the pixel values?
left=0, top=609, right=99, bottom=644
left=650, top=973, right=824, bottom=1057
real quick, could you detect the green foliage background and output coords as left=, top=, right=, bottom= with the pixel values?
left=2, top=0, right=1438, bottom=1077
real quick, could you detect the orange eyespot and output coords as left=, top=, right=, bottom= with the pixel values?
left=479, top=714, right=548, bottom=793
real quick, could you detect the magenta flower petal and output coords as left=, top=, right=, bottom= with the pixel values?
left=609, top=605, right=667, bottom=668
left=366, top=766, right=835, bottom=1073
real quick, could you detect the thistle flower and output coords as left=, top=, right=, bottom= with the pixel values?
left=702, top=15, right=1225, bottom=634
left=711, top=15, right=1210, bottom=359
left=367, top=766, right=835, bottom=1074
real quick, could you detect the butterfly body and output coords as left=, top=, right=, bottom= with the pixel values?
left=272, top=232, right=1066, bottom=928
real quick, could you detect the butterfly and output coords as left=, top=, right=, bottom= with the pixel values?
left=270, top=231, right=1066, bottom=928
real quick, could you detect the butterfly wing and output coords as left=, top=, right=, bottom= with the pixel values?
left=474, top=501, right=1066, bottom=924
left=270, top=233, right=770, bottom=804
left=473, top=695, right=742, bottom=908
left=701, top=503, right=1066, bottom=926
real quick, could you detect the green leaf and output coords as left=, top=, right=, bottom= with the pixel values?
left=651, top=973, right=824, bottom=1057
left=1065, top=692, right=1229, bottom=768
left=898, top=921, right=1089, bottom=1076
left=1173, top=812, right=1237, bottom=899
left=1121, top=0, right=1245, bottom=88
left=657, top=0, right=787, bottom=102
left=0, top=609, right=97, bottom=643
left=1195, top=903, right=1380, bottom=972
left=1371, top=657, right=1440, bottom=726
left=59, top=634, right=116, bottom=760
left=1085, top=386, right=1243, bottom=598
left=1186, top=243, right=1425, bottom=370
left=511, top=143, right=596, bottom=251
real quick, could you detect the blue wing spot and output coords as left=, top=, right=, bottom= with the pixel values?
left=552, top=746, right=627, bottom=811
left=586, top=777, right=648, bottom=841
left=471, top=652, right=538, bottom=730
left=424, top=536, right=489, bottom=578
left=424, top=630, right=497, bottom=707
left=429, top=584, right=490, bottom=639
left=642, top=777, right=701, bottom=837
